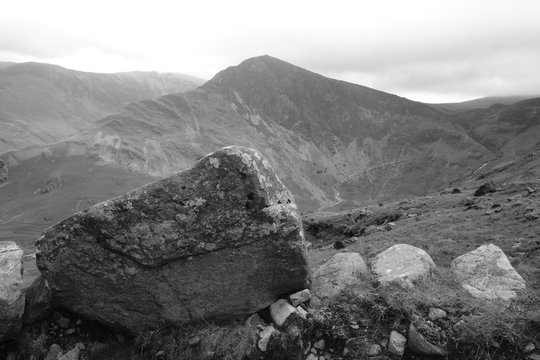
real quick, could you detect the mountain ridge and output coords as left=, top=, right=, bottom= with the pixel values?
left=0, top=61, right=205, bottom=154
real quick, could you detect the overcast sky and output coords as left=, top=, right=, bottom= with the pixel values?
left=1, top=0, right=540, bottom=103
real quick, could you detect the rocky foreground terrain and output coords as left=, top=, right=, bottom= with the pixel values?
left=0, top=147, right=538, bottom=360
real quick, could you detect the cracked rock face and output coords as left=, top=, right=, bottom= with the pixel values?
left=36, top=146, right=309, bottom=333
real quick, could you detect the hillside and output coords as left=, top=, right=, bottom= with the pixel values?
left=0, top=62, right=204, bottom=153
left=431, top=95, right=535, bottom=112
left=70, top=56, right=491, bottom=210
left=453, top=98, right=540, bottom=183
left=3, top=56, right=538, bottom=287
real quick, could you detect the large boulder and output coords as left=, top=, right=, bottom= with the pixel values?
left=451, top=244, right=526, bottom=300
left=36, top=146, right=309, bottom=333
left=371, top=244, right=435, bottom=287
left=311, top=252, right=369, bottom=305
left=0, top=241, right=25, bottom=342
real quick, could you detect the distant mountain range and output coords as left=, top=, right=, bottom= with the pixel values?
left=0, top=62, right=204, bottom=153
left=1, top=56, right=539, bottom=265
left=430, top=95, right=538, bottom=112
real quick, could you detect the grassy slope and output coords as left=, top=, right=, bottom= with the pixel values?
left=0, top=153, right=154, bottom=286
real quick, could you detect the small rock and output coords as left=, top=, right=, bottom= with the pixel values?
left=428, top=307, right=447, bottom=320
left=495, top=207, right=502, bottom=213
left=526, top=187, right=535, bottom=194
left=188, top=336, right=201, bottom=346
left=90, top=341, right=109, bottom=355
left=296, top=306, right=308, bottom=320
left=44, top=344, right=62, bottom=360
left=524, top=343, right=535, bottom=353
left=76, top=319, right=82, bottom=326
left=270, top=299, right=297, bottom=327
left=258, top=325, right=276, bottom=352
left=65, top=328, right=76, bottom=335
left=474, top=181, right=497, bottom=197
left=75, top=343, right=85, bottom=350
left=303, top=342, right=312, bottom=355
left=366, top=343, right=382, bottom=356
left=380, top=338, right=389, bottom=348
left=343, top=347, right=350, bottom=356
left=155, top=350, right=165, bottom=357
left=313, top=339, right=325, bottom=350
left=58, top=346, right=80, bottom=360
left=53, top=311, right=70, bottom=329
left=289, top=289, right=311, bottom=306
left=388, top=331, right=406, bottom=356
left=408, top=324, right=448, bottom=356
left=333, top=241, right=346, bottom=249
left=306, top=354, right=318, bottom=360
left=385, top=222, right=395, bottom=231
left=350, top=323, right=360, bottom=330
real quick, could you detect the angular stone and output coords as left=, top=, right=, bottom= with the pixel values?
left=366, top=343, right=381, bottom=356
left=388, top=330, right=406, bottom=356
left=23, top=275, right=52, bottom=324
left=474, top=181, right=496, bottom=197
left=58, top=346, right=79, bottom=360
left=270, top=299, right=297, bottom=327
left=428, top=307, right=447, bottom=321
left=311, top=253, right=369, bottom=305
left=408, top=324, right=448, bottom=356
left=0, top=241, right=25, bottom=342
left=258, top=325, right=276, bottom=352
left=296, top=306, right=308, bottom=320
left=451, top=244, right=526, bottom=300
left=44, top=344, right=63, bottom=360
left=289, top=289, right=311, bottom=306
left=36, top=146, right=309, bottom=333
left=371, top=244, right=435, bottom=286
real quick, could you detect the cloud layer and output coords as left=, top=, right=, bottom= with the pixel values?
left=2, top=0, right=540, bottom=102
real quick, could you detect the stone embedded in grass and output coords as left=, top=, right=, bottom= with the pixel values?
left=388, top=330, right=407, bottom=356
left=36, top=146, right=309, bottom=333
left=366, top=343, right=382, bottom=356
left=474, top=181, right=497, bottom=197
left=428, top=307, right=447, bottom=321
left=370, top=244, right=436, bottom=287
left=451, top=243, right=526, bottom=301
left=311, top=252, right=369, bottom=305
left=408, top=324, right=448, bottom=356
left=0, top=241, right=24, bottom=343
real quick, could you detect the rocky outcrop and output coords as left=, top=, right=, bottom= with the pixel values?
left=0, top=241, right=25, bottom=342
left=371, top=244, right=436, bottom=287
left=451, top=244, right=526, bottom=300
left=311, top=253, right=369, bottom=305
left=36, top=146, right=309, bottom=333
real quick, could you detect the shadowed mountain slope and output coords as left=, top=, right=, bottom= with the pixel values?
left=0, top=62, right=204, bottom=153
